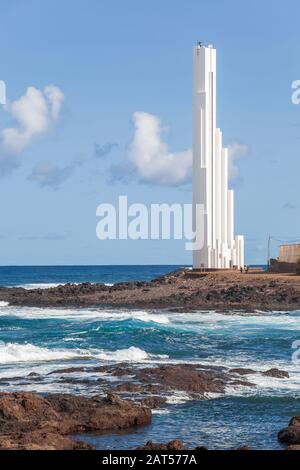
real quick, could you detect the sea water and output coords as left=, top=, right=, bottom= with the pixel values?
left=0, top=265, right=297, bottom=450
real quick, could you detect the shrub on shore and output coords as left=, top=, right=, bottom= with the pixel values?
left=296, top=258, right=300, bottom=275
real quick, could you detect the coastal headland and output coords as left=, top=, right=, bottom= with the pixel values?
left=1, top=268, right=300, bottom=312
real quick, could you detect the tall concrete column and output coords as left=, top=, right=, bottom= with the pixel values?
left=192, top=43, right=244, bottom=269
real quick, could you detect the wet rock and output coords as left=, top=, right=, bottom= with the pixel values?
left=278, top=426, right=300, bottom=445
left=113, top=383, right=144, bottom=393
left=137, top=441, right=253, bottom=451
left=0, top=392, right=151, bottom=450
left=230, top=368, right=255, bottom=376
left=47, top=363, right=256, bottom=400
left=0, top=431, right=93, bottom=450
left=262, top=368, right=289, bottom=379
left=48, top=366, right=88, bottom=375
left=137, top=439, right=186, bottom=450
left=278, top=417, right=300, bottom=444
left=230, top=379, right=254, bottom=387
left=135, top=364, right=228, bottom=395
left=0, top=392, right=59, bottom=423
left=142, top=396, right=167, bottom=409
left=138, top=441, right=210, bottom=451
left=290, top=417, right=300, bottom=427
left=105, top=392, right=121, bottom=404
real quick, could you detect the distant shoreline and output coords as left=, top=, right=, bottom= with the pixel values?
left=0, top=268, right=299, bottom=312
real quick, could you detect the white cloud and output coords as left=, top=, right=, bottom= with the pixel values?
left=227, top=142, right=249, bottom=183
left=126, top=112, right=192, bottom=186
left=0, top=85, right=64, bottom=176
left=44, top=85, right=64, bottom=120
left=113, top=112, right=248, bottom=187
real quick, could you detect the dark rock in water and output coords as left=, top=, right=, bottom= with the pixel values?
left=135, top=364, right=228, bottom=395
left=49, top=362, right=255, bottom=400
left=137, top=439, right=186, bottom=450
left=137, top=441, right=251, bottom=451
left=262, top=368, right=289, bottom=379
left=278, top=426, right=300, bottom=445
left=142, top=396, right=167, bottom=409
left=48, top=366, right=88, bottom=375
left=230, top=368, right=255, bottom=376
left=230, top=379, right=254, bottom=387
left=290, top=417, right=300, bottom=427
left=113, top=383, right=148, bottom=393
left=0, top=392, right=151, bottom=450
left=278, top=417, right=300, bottom=444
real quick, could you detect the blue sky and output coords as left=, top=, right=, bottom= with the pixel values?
left=0, top=0, right=299, bottom=265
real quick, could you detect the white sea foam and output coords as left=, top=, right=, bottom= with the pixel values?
left=128, top=311, right=169, bottom=324
left=152, top=409, right=170, bottom=415
left=0, top=380, right=99, bottom=396
left=2, top=304, right=298, bottom=329
left=0, top=301, right=9, bottom=307
left=194, top=355, right=300, bottom=396
left=0, top=343, right=88, bottom=364
left=0, top=343, right=168, bottom=365
left=13, top=282, right=115, bottom=290
left=166, top=391, right=192, bottom=404
left=95, top=346, right=160, bottom=362
left=0, top=305, right=170, bottom=324
left=168, top=310, right=300, bottom=333
left=15, top=283, right=63, bottom=290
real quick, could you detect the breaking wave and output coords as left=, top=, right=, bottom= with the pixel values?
left=0, top=305, right=170, bottom=324
left=0, top=343, right=168, bottom=365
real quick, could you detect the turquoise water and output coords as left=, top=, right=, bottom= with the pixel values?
left=0, top=265, right=297, bottom=449
left=76, top=396, right=300, bottom=450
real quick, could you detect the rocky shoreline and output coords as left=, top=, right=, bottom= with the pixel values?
left=0, top=363, right=293, bottom=450
left=0, top=268, right=300, bottom=312
left=0, top=391, right=150, bottom=450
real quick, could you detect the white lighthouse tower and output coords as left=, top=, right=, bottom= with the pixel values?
left=192, top=42, right=244, bottom=269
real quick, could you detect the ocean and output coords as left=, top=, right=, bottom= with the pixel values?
left=0, top=265, right=180, bottom=288
left=0, top=265, right=298, bottom=450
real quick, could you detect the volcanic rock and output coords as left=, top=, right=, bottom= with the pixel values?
left=135, top=364, right=228, bottom=395
left=137, top=439, right=186, bottom=450
left=142, top=396, right=167, bottom=409
left=278, top=417, right=300, bottom=445
left=1, top=268, right=300, bottom=312
left=230, top=368, right=255, bottom=376
left=262, top=368, right=289, bottom=379
left=0, top=392, right=151, bottom=450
